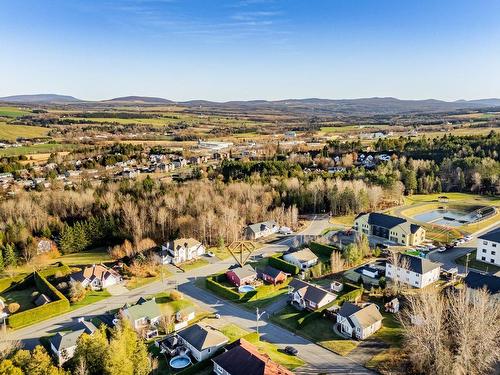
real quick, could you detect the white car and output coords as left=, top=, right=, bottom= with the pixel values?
left=438, top=247, right=446, bottom=252
left=464, top=235, right=473, bottom=241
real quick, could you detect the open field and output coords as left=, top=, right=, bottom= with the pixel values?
left=56, top=248, right=113, bottom=266
left=0, top=143, right=76, bottom=157
left=0, top=122, right=49, bottom=141
left=0, top=106, right=31, bottom=118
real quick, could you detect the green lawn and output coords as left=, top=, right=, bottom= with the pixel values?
left=208, top=246, right=232, bottom=260
left=0, top=122, right=49, bottom=141
left=219, top=324, right=305, bottom=370
left=0, top=143, right=77, bottom=156
left=270, top=304, right=359, bottom=356
left=244, top=281, right=291, bottom=310
left=69, top=289, right=111, bottom=311
left=125, top=266, right=172, bottom=289
left=56, top=248, right=113, bottom=266
left=372, top=311, right=403, bottom=347
left=1, top=286, right=37, bottom=312
left=154, top=291, right=195, bottom=315
left=179, top=258, right=209, bottom=271
left=0, top=106, right=31, bottom=118
left=455, top=250, right=500, bottom=273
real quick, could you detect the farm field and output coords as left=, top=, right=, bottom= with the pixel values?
left=0, top=122, right=49, bottom=141
left=0, top=106, right=31, bottom=118
left=0, top=143, right=76, bottom=157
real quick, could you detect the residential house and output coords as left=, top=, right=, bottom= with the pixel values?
left=177, top=324, right=228, bottom=362
left=121, top=297, right=162, bottom=339
left=0, top=298, right=8, bottom=324
left=257, top=265, right=288, bottom=285
left=283, top=248, right=318, bottom=270
left=354, top=212, right=426, bottom=246
left=212, top=338, right=294, bottom=375
left=226, top=265, right=257, bottom=287
left=463, top=271, right=500, bottom=302
left=172, top=158, right=187, bottom=168
left=159, top=238, right=206, bottom=265
left=70, top=264, right=122, bottom=290
left=244, top=221, right=279, bottom=240
left=476, top=227, right=500, bottom=267
left=49, top=320, right=97, bottom=364
left=337, top=302, right=383, bottom=340
left=288, top=279, right=337, bottom=311
left=385, top=254, right=440, bottom=288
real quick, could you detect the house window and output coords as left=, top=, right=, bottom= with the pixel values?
left=492, top=251, right=496, bottom=256
left=493, top=244, right=497, bottom=248
left=491, top=259, right=495, bottom=263
left=482, top=256, right=486, bottom=261
left=483, top=241, right=488, bottom=245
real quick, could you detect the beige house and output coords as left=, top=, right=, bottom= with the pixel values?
left=283, top=248, right=318, bottom=270
left=354, top=212, right=425, bottom=246
left=337, top=302, right=383, bottom=340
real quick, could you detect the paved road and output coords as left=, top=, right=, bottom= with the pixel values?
left=0, top=216, right=377, bottom=373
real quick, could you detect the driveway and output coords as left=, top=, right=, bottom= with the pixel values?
left=106, top=284, right=129, bottom=296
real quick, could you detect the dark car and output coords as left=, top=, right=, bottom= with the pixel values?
left=284, top=346, right=298, bottom=356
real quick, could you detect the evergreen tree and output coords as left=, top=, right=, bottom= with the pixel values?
left=3, top=243, right=16, bottom=268
left=74, top=327, right=109, bottom=375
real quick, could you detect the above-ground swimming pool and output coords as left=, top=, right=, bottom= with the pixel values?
left=169, top=355, right=191, bottom=369
left=238, top=285, right=256, bottom=293
left=413, top=209, right=477, bottom=227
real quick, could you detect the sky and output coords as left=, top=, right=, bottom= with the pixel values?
left=1, top=0, right=500, bottom=102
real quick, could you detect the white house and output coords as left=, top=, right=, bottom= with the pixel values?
left=385, top=254, right=440, bottom=289
left=121, top=297, right=162, bottom=338
left=159, top=238, right=205, bottom=265
left=288, top=279, right=337, bottom=311
left=49, top=320, right=97, bottom=364
left=476, top=228, right=500, bottom=267
left=244, top=221, right=279, bottom=240
left=69, top=264, right=122, bottom=290
left=337, top=302, right=383, bottom=340
left=283, top=248, right=318, bottom=270
left=177, top=324, right=228, bottom=362
left=0, top=299, right=9, bottom=324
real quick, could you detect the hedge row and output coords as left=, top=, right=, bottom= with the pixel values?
left=38, top=262, right=72, bottom=278
left=309, top=242, right=337, bottom=257
left=205, top=273, right=257, bottom=302
left=8, top=272, right=70, bottom=329
left=268, top=255, right=299, bottom=275
left=0, top=274, right=28, bottom=294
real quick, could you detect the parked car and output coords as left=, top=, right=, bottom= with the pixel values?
left=464, top=235, right=473, bottom=242
left=207, top=251, right=215, bottom=257
left=284, top=346, right=298, bottom=356
left=438, top=247, right=446, bottom=252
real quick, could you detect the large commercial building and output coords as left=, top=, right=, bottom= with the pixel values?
left=476, top=227, right=500, bottom=267
left=354, top=212, right=425, bottom=246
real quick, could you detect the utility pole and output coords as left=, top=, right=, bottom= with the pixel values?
left=465, top=253, right=470, bottom=275
left=256, top=307, right=266, bottom=337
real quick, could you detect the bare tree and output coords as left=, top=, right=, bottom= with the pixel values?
left=387, top=251, right=411, bottom=295
left=330, top=250, right=345, bottom=273
left=400, top=288, right=500, bottom=375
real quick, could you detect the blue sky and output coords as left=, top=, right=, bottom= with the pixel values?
left=1, top=0, right=499, bottom=101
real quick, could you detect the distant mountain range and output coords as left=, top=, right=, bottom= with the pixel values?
left=1, top=94, right=500, bottom=115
